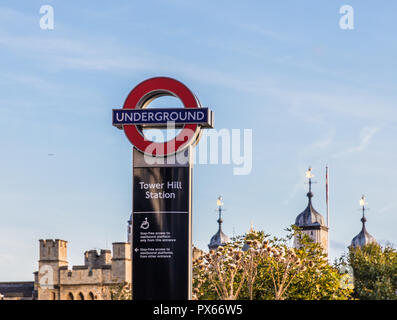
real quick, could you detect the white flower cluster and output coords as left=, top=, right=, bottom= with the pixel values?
left=192, top=232, right=307, bottom=300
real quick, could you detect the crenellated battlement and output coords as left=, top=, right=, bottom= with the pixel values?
left=36, top=240, right=131, bottom=300
left=39, top=239, right=67, bottom=247
left=84, top=249, right=112, bottom=268
left=59, top=266, right=113, bottom=285
left=39, top=239, right=68, bottom=262
left=112, top=242, right=131, bottom=260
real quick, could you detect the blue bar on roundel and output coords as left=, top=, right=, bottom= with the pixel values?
left=112, top=108, right=213, bottom=128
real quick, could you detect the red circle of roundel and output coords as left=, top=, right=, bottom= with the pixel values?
left=122, top=77, right=200, bottom=156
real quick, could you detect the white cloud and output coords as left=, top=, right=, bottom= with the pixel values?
left=310, top=129, right=335, bottom=150
left=282, top=180, right=304, bottom=206
left=333, top=126, right=379, bottom=158
left=357, top=127, right=380, bottom=151
left=0, top=23, right=395, bottom=127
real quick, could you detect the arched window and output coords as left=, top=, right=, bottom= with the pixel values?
left=67, top=292, right=74, bottom=300
left=78, top=292, right=84, bottom=300
left=88, top=292, right=95, bottom=300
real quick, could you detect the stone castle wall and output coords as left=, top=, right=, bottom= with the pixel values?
left=36, top=240, right=131, bottom=300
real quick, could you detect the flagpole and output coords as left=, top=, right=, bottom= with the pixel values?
left=326, top=165, right=329, bottom=254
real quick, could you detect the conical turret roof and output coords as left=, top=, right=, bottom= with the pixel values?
left=208, top=196, right=230, bottom=250
left=351, top=215, right=377, bottom=248
left=295, top=191, right=326, bottom=227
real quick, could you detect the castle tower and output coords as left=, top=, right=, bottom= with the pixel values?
left=37, top=239, right=68, bottom=300
left=111, top=242, right=131, bottom=283
left=84, top=249, right=112, bottom=268
left=208, top=196, right=230, bottom=250
left=294, top=168, right=328, bottom=255
left=350, top=195, right=377, bottom=248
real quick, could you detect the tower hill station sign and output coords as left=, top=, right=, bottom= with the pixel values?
left=112, top=77, right=214, bottom=299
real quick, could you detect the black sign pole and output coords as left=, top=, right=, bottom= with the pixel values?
left=131, top=147, right=193, bottom=300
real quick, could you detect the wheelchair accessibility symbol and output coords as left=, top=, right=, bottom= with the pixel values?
left=140, top=217, right=149, bottom=230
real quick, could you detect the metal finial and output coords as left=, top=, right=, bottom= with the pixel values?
left=359, top=195, right=366, bottom=217
left=359, top=195, right=368, bottom=230
left=216, top=196, right=224, bottom=231
left=249, top=220, right=254, bottom=232
left=306, top=167, right=314, bottom=179
left=217, top=195, right=223, bottom=207
left=306, top=167, right=314, bottom=199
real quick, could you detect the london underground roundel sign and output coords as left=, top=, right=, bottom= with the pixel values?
left=112, top=77, right=213, bottom=157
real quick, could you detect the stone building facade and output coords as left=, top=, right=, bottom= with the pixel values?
left=35, top=239, right=131, bottom=300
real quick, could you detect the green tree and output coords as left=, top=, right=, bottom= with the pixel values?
left=347, top=243, right=397, bottom=300
left=286, top=230, right=352, bottom=300
left=193, top=227, right=352, bottom=300
left=249, top=228, right=352, bottom=300
left=100, top=281, right=132, bottom=300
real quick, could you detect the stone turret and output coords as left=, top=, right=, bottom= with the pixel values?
left=38, top=239, right=68, bottom=300
left=208, top=196, right=230, bottom=250
left=294, top=168, right=328, bottom=255
left=350, top=195, right=377, bottom=248
left=84, top=249, right=112, bottom=269
left=111, top=242, right=131, bottom=282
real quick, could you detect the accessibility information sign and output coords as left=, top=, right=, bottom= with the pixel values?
left=132, top=151, right=191, bottom=300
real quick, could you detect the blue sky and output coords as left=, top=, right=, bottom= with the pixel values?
left=0, top=0, right=396, bottom=281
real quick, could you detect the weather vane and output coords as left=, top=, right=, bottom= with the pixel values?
left=359, top=195, right=368, bottom=217
left=216, top=196, right=225, bottom=230
left=305, top=167, right=316, bottom=193
left=306, top=167, right=314, bottom=179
